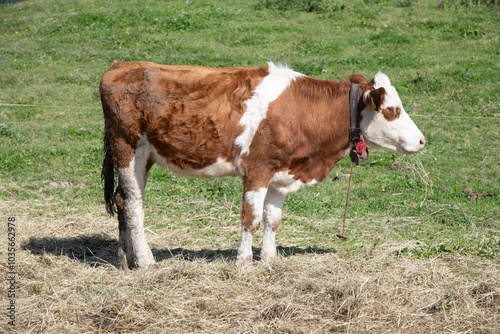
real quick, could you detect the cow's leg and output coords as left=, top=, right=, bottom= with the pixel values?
left=260, top=186, right=285, bottom=262
left=236, top=178, right=269, bottom=267
left=116, top=145, right=155, bottom=269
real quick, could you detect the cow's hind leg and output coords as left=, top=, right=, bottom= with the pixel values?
left=116, top=143, right=155, bottom=269
left=260, top=186, right=285, bottom=262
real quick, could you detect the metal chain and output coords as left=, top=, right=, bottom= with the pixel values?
left=337, top=162, right=354, bottom=240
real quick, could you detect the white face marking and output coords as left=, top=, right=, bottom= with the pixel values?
left=361, top=72, right=425, bottom=155
left=235, top=62, right=303, bottom=157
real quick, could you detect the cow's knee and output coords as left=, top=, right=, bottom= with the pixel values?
left=236, top=186, right=269, bottom=266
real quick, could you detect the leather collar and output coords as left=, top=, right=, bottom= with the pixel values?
left=349, top=83, right=369, bottom=164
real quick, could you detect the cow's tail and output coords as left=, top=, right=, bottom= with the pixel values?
left=102, top=132, right=116, bottom=216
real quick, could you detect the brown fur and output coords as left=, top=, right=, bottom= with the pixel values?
left=240, top=75, right=376, bottom=186
left=101, top=62, right=382, bottom=181
left=100, top=62, right=387, bottom=266
left=100, top=61, right=269, bottom=171
left=382, top=106, right=402, bottom=121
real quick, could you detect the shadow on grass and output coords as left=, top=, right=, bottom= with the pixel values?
left=153, top=245, right=335, bottom=262
left=0, top=0, right=23, bottom=4
left=23, top=234, right=336, bottom=268
left=23, top=234, right=119, bottom=268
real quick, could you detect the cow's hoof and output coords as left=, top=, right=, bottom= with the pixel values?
left=133, top=248, right=156, bottom=269
left=236, top=254, right=253, bottom=268
left=118, top=250, right=155, bottom=270
left=118, top=247, right=130, bottom=270
left=260, top=251, right=276, bottom=263
left=135, top=256, right=155, bottom=269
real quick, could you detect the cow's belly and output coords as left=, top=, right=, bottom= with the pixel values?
left=130, top=134, right=239, bottom=178
left=269, top=170, right=317, bottom=195
left=152, top=149, right=240, bottom=178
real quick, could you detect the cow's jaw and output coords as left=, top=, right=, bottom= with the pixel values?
left=361, top=108, right=425, bottom=155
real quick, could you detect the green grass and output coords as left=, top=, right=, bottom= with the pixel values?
left=1, top=0, right=499, bottom=260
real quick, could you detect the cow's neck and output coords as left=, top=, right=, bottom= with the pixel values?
left=276, top=78, right=354, bottom=182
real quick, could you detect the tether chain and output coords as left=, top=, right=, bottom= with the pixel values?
left=337, top=162, right=354, bottom=240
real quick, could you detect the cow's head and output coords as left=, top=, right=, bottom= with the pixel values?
left=360, top=73, right=425, bottom=155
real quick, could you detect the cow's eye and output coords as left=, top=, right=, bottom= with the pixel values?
left=382, top=106, right=401, bottom=121
left=388, top=107, right=401, bottom=115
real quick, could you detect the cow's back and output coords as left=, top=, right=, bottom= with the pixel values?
left=100, top=61, right=269, bottom=171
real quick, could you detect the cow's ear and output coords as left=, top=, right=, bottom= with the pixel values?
left=347, top=74, right=368, bottom=84
left=364, top=87, right=386, bottom=111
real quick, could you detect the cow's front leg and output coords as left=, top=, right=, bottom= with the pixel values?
left=261, top=186, right=285, bottom=262
left=116, top=154, right=155, bottom=270
left=236, top=183, right=269, bottom=267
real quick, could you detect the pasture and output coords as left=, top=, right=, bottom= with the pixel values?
left=1, top=0, right=499, bottom=332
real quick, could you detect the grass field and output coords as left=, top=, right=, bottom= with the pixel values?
left=1, top=0, right=499, bottom=332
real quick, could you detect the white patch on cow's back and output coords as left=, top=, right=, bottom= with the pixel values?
left=235, top=62, right=303, bottom=158
left=270, top=170, right=317, bottom=196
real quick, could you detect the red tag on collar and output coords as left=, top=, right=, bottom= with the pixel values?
left=356, top=138, right=366, bottom=154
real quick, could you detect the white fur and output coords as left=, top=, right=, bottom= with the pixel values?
left=156, top=155, right=239, bottom=178
left=143, top=134, right=239, bottom=178
left=116, top=138, right=155, bottom=268
left=244, top=188, right=268, bottom=224
left=236, top=172, right=317, bottom=265
left=236, top=187, right=268, bottom=266
left=235, top=62, right=303, bottom=158
left=270, top=170, right=317, bottom=196
left=261, top=187, right=285, bottom=262
left=236, top=228, right=254, bottom=267
left=361, top=73, right=425, bottom=154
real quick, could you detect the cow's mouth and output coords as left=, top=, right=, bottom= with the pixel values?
left=364, top=138, right=411, bottom=156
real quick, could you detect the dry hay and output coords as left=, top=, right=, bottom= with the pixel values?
left=1, top=200, right=499, bottom=334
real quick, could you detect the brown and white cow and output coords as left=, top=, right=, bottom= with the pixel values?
left=100, top=61, right=425, bottom=269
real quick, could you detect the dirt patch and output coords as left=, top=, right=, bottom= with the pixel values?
left=463, top=188, right=496, bottom=200
left=387, top=161, right=416, bottom=170
left=42, top=181, right=86, bottom=188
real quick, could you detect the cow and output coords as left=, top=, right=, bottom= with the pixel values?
left=100, top=61, right=425, bottom=269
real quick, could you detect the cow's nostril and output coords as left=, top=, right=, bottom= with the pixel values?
left=419, top=137, right=426, bottom=147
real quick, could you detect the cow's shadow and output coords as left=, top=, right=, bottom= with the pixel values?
left=22, top=234, right=120, bottom=268
left=22, top=233, right=335, bottom=268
